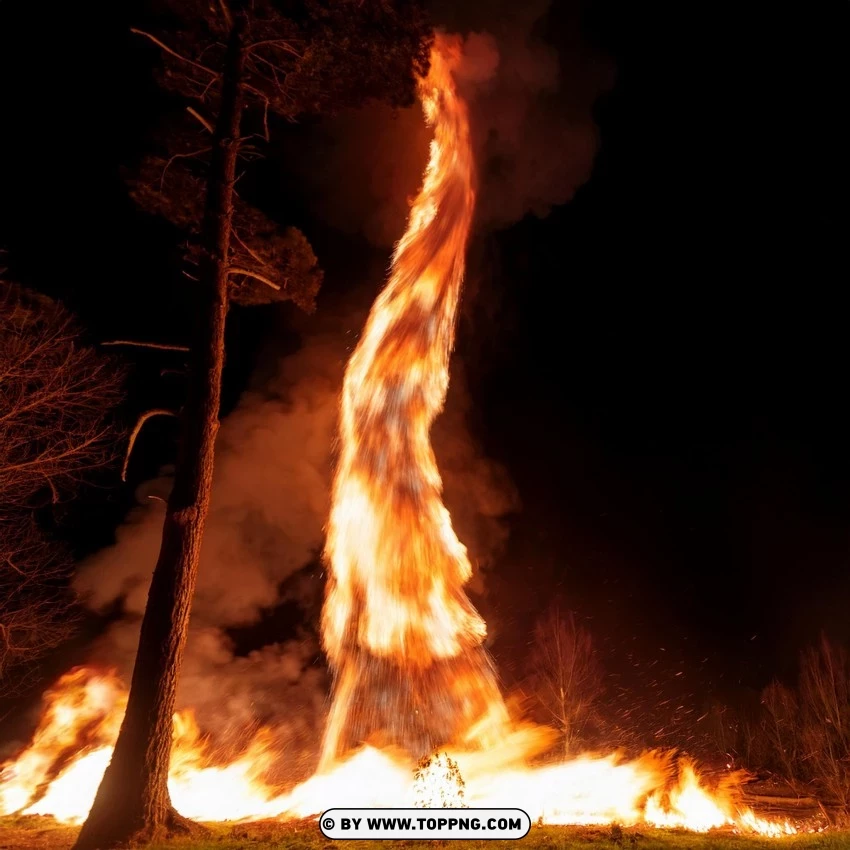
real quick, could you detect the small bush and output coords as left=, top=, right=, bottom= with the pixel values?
left=757, top=635, right=850, bottom=824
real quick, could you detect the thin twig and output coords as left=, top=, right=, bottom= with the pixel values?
left=130, top=28, right=218, bottom=78
left=122, top=409, right=178, bottom=481
left=246, top=39, right=304, bottom=60
left=161, top=148, right=213, bottom=188
left=4, top=558, right=26, bottom=576
left=217, top=0, right=233, bottom=29
left=101, top=340, right=191, bottom=352
left=261, top=97, right=270, bottom=141
left=186, top=106, right=215, bottom=133
left=232, top=229, right=266, bottom=266
left=200, top=73, right=221, bottom=102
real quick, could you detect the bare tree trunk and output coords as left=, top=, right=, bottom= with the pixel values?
left=73, top=12, right=246, bottom=850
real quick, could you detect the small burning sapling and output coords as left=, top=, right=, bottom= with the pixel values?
left=413, top=752, right=468, bottom=808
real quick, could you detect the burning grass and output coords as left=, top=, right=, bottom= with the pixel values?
left=0, top=817, right=842, bottom=850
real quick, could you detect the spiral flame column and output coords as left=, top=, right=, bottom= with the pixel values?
left=320, top=36, right=509, bottom=768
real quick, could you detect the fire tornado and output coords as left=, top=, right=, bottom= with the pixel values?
left=320, top=34, right=508, bottom=768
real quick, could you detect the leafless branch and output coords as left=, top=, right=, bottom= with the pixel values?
left=245, top=39, right=304, bottom=60
left=161, top=147, right=213, bottom=188
left=130, top=28, right=218, bottom=78
left=217, top=0, right=233, bottom=29
left=186, top=106, right=214, bottom=133
left=122, top=409, right=178, bottom=481
left=231, top=229, right=266, bottom=266
left=261, top=97, right=270, bottom=141
left=101, top=340, right=190, bottom=352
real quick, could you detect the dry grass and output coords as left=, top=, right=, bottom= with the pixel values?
left=0, top=817, right=845, bottom=850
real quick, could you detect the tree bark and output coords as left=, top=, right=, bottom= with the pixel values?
left=73, top=12, right=246, bottom=850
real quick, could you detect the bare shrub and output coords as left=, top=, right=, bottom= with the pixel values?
left=798, top=636, right=850, bottom=817
left=528, top=603, right=604, bottom=757
left=760, top=681, right=802, bottom=781
left=755, top=635, right=850, bottom=823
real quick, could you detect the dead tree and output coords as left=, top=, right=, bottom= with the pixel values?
left=0, top=282, right=123, bottom=691
left=74, top=1, right=430, bottom=847
left=528, top=603, right=604, bottom=758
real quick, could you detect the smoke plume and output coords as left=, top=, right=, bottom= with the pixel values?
left=281, top=0, right=614, bottom=244
left=443, top=0, right=615, bottom=226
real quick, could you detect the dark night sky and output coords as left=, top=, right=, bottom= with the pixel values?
left=1, top=0, right=849, bottom=727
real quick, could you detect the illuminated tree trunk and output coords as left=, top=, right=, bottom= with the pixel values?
left=73, top=12, right=246, bottom=850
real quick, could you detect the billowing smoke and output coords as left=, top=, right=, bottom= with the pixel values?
left=281, top=0, right=614, bottom=245
left=441, top=0, right=615, bottom=226
left=73, top=297, right=518, bottom=770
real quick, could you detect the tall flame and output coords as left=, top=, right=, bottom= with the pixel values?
left=320, top=34, right=508, bottom=766
left=0, top=37, right=802, bottom=840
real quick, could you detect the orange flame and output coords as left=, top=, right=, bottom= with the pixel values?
left=0, top=669, right=291, bottom=824
left=0, top=38, right=800, bottom=839
left=0, top=668, right=125, bottom=819
left=0, top=668, right=796, bottom=835
left=320, top=31, right=509, bottom=769
left=324, top=34, right=481, bottom=669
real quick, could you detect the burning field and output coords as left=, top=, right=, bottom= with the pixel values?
left=0, top=36, right=833, bottom=848
left=0, top=664, right=814, bottom=838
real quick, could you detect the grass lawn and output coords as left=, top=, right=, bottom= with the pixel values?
left=0, top=818, right=845, bottom=850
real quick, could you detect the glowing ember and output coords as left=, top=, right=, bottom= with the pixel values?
left=0, top=37, right=799, bottom=839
